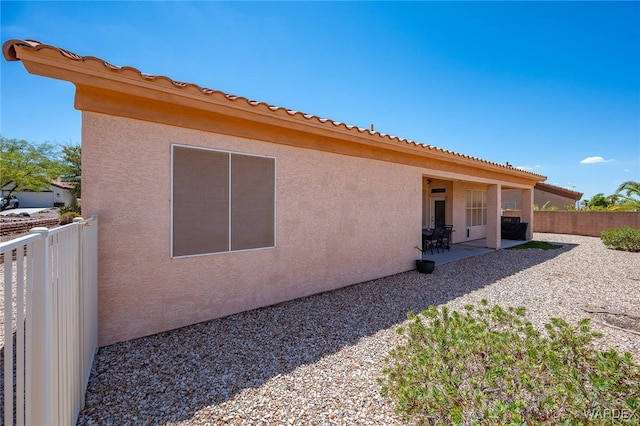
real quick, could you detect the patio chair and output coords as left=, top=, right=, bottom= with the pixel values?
left=422, top=228, right=439, bottom=255
left=436, top=225, right=453, bottom=251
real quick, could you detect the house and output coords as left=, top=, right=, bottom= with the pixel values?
left=503, top=182, right=583, bottom=211
left=1, top=178, right=76, bottom=208
left=3, top=39, right=546, bottom=346
left=50, top=179, right=77, bottom=206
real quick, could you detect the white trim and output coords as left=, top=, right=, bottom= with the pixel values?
left=170, top=145, right=175, bottom=258
left=228, top=152, right=232, bottom=253
left=171, top=142, right=275, bottom=159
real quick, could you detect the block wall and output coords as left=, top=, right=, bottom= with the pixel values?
left=534, top=211, right=640, bottom=236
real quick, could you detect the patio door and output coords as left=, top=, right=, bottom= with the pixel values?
left=431, top=199, right=446, bottom=228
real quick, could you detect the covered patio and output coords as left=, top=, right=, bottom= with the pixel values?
left=421, top=238, right=528, bottom=265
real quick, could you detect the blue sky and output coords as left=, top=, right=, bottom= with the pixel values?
left=1, top=1, right=639, bottom=201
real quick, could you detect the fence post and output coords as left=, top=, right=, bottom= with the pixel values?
left=3, top=242, right=15, bottom=426
left=27, top=227, right=52, bottom=425
left=73, top=217, right=86, bottom=410
left=82, top=215, right=99, bottom=399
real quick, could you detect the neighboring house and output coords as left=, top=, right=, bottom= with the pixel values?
left=503, top=182, right=583, bottom=211
left=4, top=39, right=546, bottom=346
left=1, top=178, right=76, bottom=208
left=50, top=178, right=77, bottom=206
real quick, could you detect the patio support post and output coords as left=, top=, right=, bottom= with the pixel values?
left=486, top=184, right=501, bottom=249
left=521, top=188, right=534, bottom=240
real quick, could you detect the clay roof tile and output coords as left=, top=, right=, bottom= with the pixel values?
left=3, top=38, right=547, bottom=180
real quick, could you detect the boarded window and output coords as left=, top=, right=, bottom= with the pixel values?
left=172, top=145, right=275, bottom=257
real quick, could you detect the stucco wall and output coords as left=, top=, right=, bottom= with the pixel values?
left=502, top=188, right=578, bottom=211
left=451, top=181, right=489, bottom=242
left=83, top=112, right=424, bottom=346
left=534, top=190, right=578, bottom=210
left=534, top=211, right=640, bottom=236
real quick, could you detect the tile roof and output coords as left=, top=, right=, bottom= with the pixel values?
left=535, top=182, right=583, bottom=200
left=3, top=39, right=546, bottom=181
left=51, top=178, right=77, bottom=190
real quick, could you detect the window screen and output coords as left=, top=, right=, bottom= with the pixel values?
left=231, top=153, right=275, bottom=251
left=172, top=145, right=275, bottom=257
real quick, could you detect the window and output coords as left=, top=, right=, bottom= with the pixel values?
left=503, top=201, right=517, bottom=210
left=466, top=190, right=487, bottom=227
left=171, top=145, right=275, bottom=257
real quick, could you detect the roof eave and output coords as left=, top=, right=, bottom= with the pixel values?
left=3, top=39, right=546, bottom=185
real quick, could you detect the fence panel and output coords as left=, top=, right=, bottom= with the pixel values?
left=534, top=211, right=640, bottom=236
left=1, top=215, right=98, bottom=426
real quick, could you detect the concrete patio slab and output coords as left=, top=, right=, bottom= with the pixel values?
left=422, top=238, right=529, bottom=265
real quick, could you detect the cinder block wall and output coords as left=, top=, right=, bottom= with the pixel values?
left=0, top=219, right=60, bottom=237
left=502, top=210, right=522, bottom=218
left=534, top=211, right=640, bottom=236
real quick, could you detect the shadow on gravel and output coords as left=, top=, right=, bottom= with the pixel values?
left=76, top=243, right=576, bottom=425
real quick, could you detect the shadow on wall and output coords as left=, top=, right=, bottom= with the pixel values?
left=74, top=244, right=575, bottom=425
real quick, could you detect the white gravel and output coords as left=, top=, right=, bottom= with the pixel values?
left=14, top=233, right=640, bottom=425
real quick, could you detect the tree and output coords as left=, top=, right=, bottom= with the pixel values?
left=580, top=193, right=614, bottom=210
left=60, top=144, right=81, bottom=198
left=615, top=180, right=640, bottom=211
left=0, top=136, right=63, bottom=197
left=578, top=183, right=640, bottom=211
left=533, top=201, right=559, bottom=211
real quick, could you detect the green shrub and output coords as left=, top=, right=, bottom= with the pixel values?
left=601, top=226, right=640, bottom=252
left=379, top=301, right=640, bottom=425
left=59, top=211, right=81, bottom=225
left=59, top=202, right=81, bottom=215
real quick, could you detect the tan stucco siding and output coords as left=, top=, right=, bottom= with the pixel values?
left=503, top=188, right=580, bottom=211
left=83, top=112, right=423, bottom=346
left=535, top=190, right=579, bottom=210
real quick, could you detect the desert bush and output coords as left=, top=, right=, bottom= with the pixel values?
left=59, top=202, right=81, bottom=215
left=59, top=211, right=81, bottom=225
left=601, top=226, right=640, bottom=252
left=379, top=301, right=640, bottom=425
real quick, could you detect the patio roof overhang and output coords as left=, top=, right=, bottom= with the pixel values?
left=4, top=39, right=546, bottom=188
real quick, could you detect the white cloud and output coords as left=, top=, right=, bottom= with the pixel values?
left=580, top=156, right=613, bottom=164
left=515, top=164, right=541, bottom=171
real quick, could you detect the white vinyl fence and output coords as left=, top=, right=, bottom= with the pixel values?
left=1, top=215, right=98, bottom=426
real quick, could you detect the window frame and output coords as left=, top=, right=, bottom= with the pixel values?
left=466, top=189, right=487, bottom=227
left=171, top=144, right=276, bottom=258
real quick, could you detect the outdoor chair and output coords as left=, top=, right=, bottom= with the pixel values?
left=422, top=228, right=439, bottom=255
left=436, top=225, right=453, bottom=251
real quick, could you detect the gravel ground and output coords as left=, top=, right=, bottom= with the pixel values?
left=72, top=233, right=640, bottom=426
left=3, top=233, right=638, bottom=425
left=0, top=208, right=61, bottom=242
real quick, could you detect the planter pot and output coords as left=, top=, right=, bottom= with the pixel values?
left=416, top=259, right=435, bottom=274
